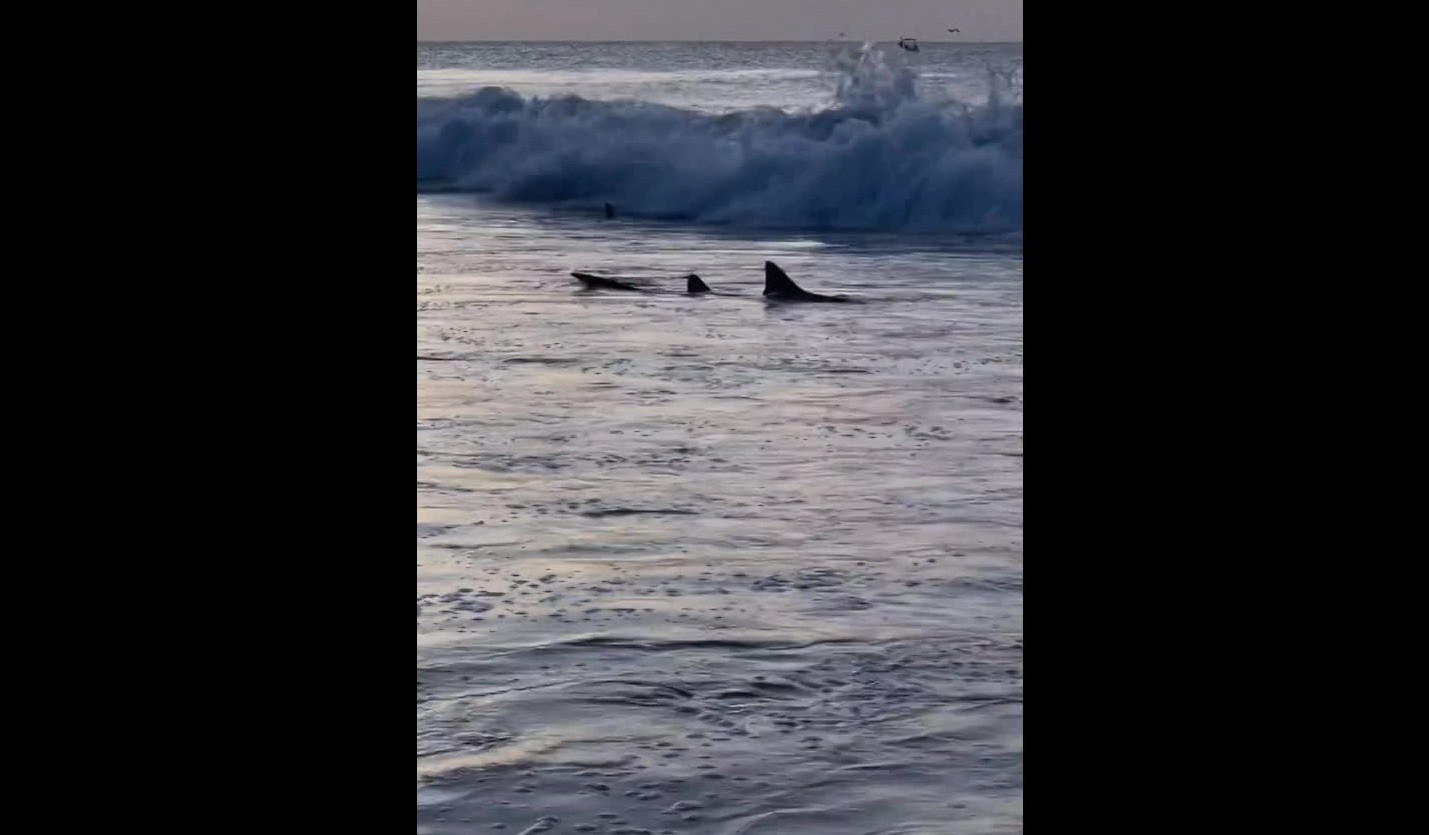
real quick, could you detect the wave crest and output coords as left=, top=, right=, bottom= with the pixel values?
left=415, top=44, right=1022, bottom=233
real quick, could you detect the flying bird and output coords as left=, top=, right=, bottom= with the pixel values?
left=948, top=28, right=960, bottom=33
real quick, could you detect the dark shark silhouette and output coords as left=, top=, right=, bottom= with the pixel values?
left=572, top=264, right=856, bottom=302
left=572, top=272, right=708, bottom=294
left=572, top=272, right=646, bottom=292
left=684, top=274, right=745, bottom=297
left=762, top=261, right=857, bottom=303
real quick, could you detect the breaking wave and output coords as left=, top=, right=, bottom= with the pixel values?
left=416, top=44, right=1022, bottom=233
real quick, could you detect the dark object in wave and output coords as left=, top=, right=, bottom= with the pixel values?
left=581, top=507, right=698, bottom=518
left=762, top=261, right=858, bottom=303
left=897, top=37, right=919, bottom=52
left=572, top=272, right=710, bottom=294
left=604, top=202, right=616, bottom=219
left=682, top=274, right=742, bottom=297
left=572, top=271, right=646, bottom=291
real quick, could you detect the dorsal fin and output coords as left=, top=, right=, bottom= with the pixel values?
left=763, top=261, right=805, bottom=296
left=687, top=274, right=711, bottom=293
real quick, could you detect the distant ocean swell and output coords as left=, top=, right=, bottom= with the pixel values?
left=415, top=47, right=1022, bottom=233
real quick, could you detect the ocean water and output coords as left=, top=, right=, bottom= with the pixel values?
left=417, top=41, right=1023, bottom=835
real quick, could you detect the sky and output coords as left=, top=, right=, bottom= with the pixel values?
left=417, top=1, right=1022, bottom=43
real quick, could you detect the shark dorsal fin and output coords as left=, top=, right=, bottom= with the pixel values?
left=763, top=261, right=805, bottom=296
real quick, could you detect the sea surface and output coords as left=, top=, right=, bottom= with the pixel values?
left=417, top=41, right=1023, bottom=835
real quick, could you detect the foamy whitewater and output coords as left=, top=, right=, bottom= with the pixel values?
left=418, top=41, right=1022, bottom=834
